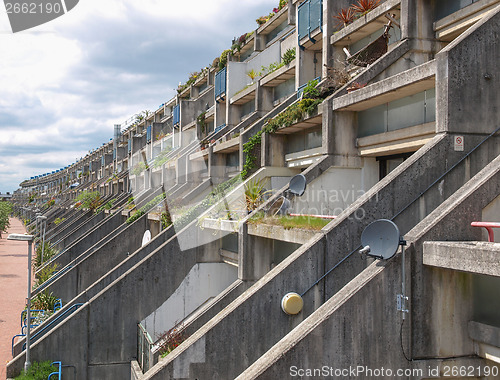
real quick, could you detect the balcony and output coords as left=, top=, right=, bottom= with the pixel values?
left=298, top=0, right=322, bottom=49
left=173, top=105, right=180, bottom=126
left=433, top=0, right=500, bottom=41
left=215, top=68, right=227, bottom=100
left=331, top=0, right=401, bottom=47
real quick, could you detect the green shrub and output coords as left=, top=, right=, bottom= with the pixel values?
left=34, top=242, right=58, bottom=268
left=282, top=47, right=296, bottom=65
left=32, top=291, right=58, bottom=312
left=75, top=191, right=101, bottom=212
left=14, top=360, right=57, bottom=379
left=0, top=201, right=12, bottom=235
left=126, top=193, right=167, bottom=224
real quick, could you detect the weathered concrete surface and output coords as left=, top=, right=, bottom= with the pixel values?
left=237, top=153, right=500, bottom=380
left=406, top=152, right=500, bottom=360
left=37, top=211, right=148, bottom=303
left=143, top=132, right=499, bottom=379
left=50, top=208, right=126, bottom=269
left=50, top=192, right=129, bottom=251
left=7, top=222, right=225, bottom=378
left=436, top=4, right=500, bottom=134
left=424, top=241, right=500, bottom=277
left=469, top=321, right=500, bottom=348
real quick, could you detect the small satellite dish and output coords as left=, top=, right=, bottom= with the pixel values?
left=267, top=174, right=306, bottom=216
left=360, top=219, right=400, bottom=260
left=267, top=196, right=290, bottom=216
left=288, top=174, right=307, bottom=197
left=142, top=230, right=151, bottom=247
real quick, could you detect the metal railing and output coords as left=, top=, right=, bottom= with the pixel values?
left=215, top=67, right=227, bottom=100
left=173, top=105, right=180, bottom=126
left=298, top=0, right=323, bottom=46
left=214, top=123, right=226, bottom=134
left=22, top=303, right=84, bottom=351
left=297, top=76, right=321, bottom=99
left=137, top=323, right=154, bottom=373
left=32, top=265, right=73, bottom=294
left=48, top=361, right=76, bottom=379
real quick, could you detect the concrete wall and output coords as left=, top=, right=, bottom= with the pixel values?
left=407, top=153, right=500, bottom=359
left=436, top=5, right=500, bottom=134
left=41, top=211, right=148, bottom=302
left=51, top=210, right=104, bottom=251
left=143, top=132, right=499, bottom=379
left=290, top=164, right=378, bottom=216
left=141, top=262, right=238, bottom=340
left=50, top=208, right=125, bottom=269
left=227, top=43, right=280, bottom=99
left=8, top=223, right=226, bottom=379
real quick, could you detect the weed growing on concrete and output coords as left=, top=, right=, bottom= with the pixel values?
left=157, top=323, right=187, bottom=358
left=14, top=360, right=57, bottom=379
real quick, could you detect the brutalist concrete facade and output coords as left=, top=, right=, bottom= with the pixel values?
left=8, top=0, right=500, bottom=378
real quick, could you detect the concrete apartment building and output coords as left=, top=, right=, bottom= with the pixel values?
left=8, top=0, right=500, bottom=378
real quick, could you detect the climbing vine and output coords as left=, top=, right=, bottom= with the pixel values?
left=126, top=193, right=167, bottom=224
left=241, top=79, right=323, bottom=178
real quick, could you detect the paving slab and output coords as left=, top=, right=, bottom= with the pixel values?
left=0, top=219, right=29, bottom=380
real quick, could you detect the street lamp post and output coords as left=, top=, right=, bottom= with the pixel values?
left=36, top=216, right=47, bottom=266
left=8, top=233, right=34, bottom=373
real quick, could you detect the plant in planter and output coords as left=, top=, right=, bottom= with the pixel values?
left=346, top=82, right=367, bottom=92
left=246, top=69, right=258, bottom=83
left=197, top=111, right=207, bottom=135
left=158, top=322, right=187, bottom=358
left=75, top=191, right=102, bottom=212
left=282, top=48, right=296, bottom=65
left=218, top=49, right=232, bottom=71
left=243, top=178, right=272, bottom=212
left=351, top=0, right=381, bottom=15
left=14, top=360, right=57, bottom=380
left=333, top=7, right=355, bottom=28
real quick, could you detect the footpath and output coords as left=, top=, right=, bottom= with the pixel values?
left=0, top=219, right=29, bottom=380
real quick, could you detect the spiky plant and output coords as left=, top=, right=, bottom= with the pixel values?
left=333, top=8, right=355, bottom=28
left=351, top=0, right=381, bottom=15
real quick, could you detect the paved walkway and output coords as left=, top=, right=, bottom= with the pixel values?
left=0, top=219, right=29, bottom=380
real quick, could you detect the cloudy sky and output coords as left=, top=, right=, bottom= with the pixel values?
left=0, top=0, right=275, bottom=193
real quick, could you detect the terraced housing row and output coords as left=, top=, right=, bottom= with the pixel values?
left=8, top=0, right=500, bottom=378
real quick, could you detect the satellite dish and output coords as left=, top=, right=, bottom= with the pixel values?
left=288, top=174, right=307, bottom=197
left=360, top=219, right=400, bottom=260
left=142, top=230, right=151, bottom=247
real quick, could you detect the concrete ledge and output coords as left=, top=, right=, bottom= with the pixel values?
left=469, top=321, right=500, bottom=364
left=332, top=60, right=436, bottom=111
left=469, top=321, right=500, bottom=347
left=434, top=0, right=500, bottom=41
left=423, top=241, right=500, bottom=277
left=331, top=0, right=401, bottom=46
left=213, top=136, right=240, bottom=153
left=260, top=61, right=295, bottom=87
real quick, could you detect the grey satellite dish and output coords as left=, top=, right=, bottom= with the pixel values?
left=267, top=174, right=307, bottom=216
left=142, top=230, right=151, bottom=247
left=267, top=196, right=290, bottom=216
left=360, top=219, right=400, bottom=260
left=287, top=174, right=307, bottom=196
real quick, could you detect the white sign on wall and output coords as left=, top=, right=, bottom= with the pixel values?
left=454, top=136, right=464, bottom=151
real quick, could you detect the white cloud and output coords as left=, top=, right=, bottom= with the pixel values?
left=0, top=0, right=277, bottom=192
